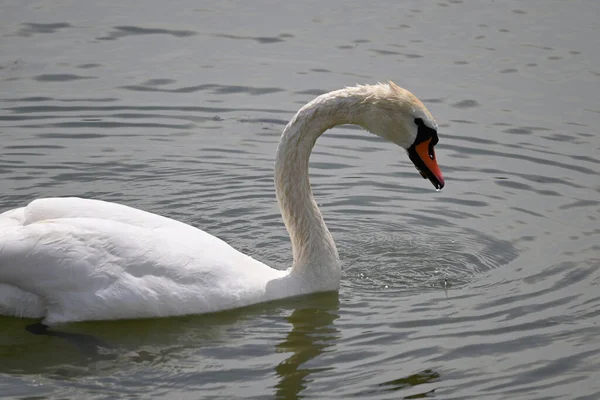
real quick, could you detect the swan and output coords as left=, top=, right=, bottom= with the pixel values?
left=0, top=82, right=444, bottom=324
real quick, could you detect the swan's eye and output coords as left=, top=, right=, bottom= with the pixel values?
left=428, top=139, right=436, bottom=160
left=429, top=132, right=439, bottom=159
left=414, top=118, right=424, bottom=127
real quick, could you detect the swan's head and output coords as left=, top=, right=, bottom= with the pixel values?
left=354, top=81, right=445, bottom=190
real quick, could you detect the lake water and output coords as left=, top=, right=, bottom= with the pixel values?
left=1, top=0, right=599, bottom=399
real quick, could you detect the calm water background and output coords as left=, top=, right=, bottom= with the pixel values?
left=1, top=0, right=599, bottom=399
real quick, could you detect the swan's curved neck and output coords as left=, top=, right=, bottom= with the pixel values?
left=275, top=88, right=367, bottom=284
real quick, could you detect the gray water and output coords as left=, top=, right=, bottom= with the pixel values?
left=1, top=0, right=599, bottom=399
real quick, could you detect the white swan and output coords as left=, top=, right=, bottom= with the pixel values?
left=0, top=82, right=444, bottom=324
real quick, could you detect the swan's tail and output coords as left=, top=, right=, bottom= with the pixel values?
left=0, top=222, right=78, bottom=320
left=0, top=207, right=26, bottom=226
left=0, top=216, right=48, bottom=318
left=0, top=283, right=45, bottom=319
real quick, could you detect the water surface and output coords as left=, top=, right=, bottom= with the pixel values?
left=1, top=1, right=599, bottom=399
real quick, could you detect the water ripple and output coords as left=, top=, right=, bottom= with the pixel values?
left=97, top=25, right=197, bottom=41
left=1, top=2, right=600, bottom=398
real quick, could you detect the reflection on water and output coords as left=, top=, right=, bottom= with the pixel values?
left=1, top=0, right=600, bottom=399
left=274, top=293, right=340, bottom=399
left=374, top=369, right=440, bottom=398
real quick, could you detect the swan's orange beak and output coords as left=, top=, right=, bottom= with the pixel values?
left=407, top=138, right=445, bottom=190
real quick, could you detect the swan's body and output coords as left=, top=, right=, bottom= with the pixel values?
left=0, top=82, right=444, bottom=324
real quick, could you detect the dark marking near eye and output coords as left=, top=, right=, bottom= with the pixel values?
left=413, top=118, right=439, bottom=147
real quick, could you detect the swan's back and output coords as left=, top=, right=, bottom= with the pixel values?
left=7, top=197, right=189, bottom=229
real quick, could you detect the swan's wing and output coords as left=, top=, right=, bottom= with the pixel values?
left=3, top=197, right=192, bottom=231
left=0, top=217, right=280, bottom=324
